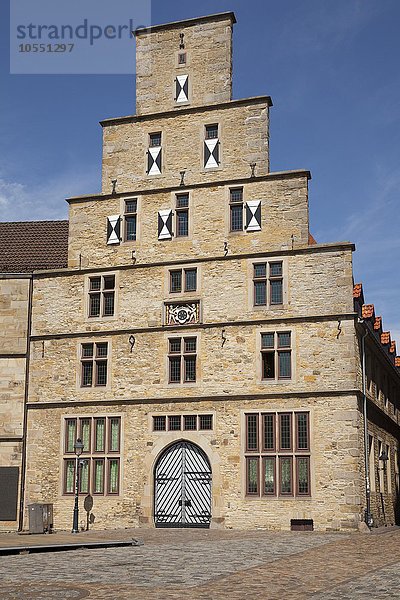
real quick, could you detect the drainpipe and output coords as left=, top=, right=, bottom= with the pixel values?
left=359, top=320, right=373, bottom=527
left=18, top=275, right=33, bottom=531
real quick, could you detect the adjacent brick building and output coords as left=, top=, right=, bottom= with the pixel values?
left=1, top=12, right=399, bottom=532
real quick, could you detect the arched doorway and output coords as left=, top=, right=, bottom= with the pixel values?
left=154, top=440, right=212, bottom=528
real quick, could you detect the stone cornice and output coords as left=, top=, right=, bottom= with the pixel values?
left=26, top=388, right=361, bottom=410
left=33, top=241, right=354, bottom=278
left=30, top=312, right=356, bottom=341
left=99, top=95, right=273, bottom=127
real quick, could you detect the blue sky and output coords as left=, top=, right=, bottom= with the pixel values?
left=1, top=0, right=399, bottom=341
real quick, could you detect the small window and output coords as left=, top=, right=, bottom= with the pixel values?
left=153, top=416, right=167, bottom=431
left=169, top=268, right=197, bottom=293
left=168, top=415, right=181, bottom=431
left=149, top=132, right=161, bottom=147
left=261, top=332, right=292, bottom=381
left=184, top=415, right=197, bottom=430
left=178, top=52, right=186, bottom=65
left=253, top=262, right=283, bottom=306
left=88, top=275, right=115, bottom=318
left=81, top=342, right=108, bottom=387
left=176, top=193, right=189, bottom=237
left=199, top=414, right=213, bottom=430
left=168, top=337, right=197, bottom=384
left=124, top=199, right=137, bottom=242
left=230, top=188, right=244, bottom=232
left=205, top=124, right=218, bottom=139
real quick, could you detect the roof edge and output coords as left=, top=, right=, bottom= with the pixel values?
left=135, top=12, right=237, bottom=36
left=100, top=96, right=273, bottom=127
left=66, top=170, right=311, bottom=204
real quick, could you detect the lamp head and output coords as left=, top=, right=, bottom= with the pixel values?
left=74, top=438, right=84, bottom=457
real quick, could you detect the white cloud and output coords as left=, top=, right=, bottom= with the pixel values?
left=0, top=167, right=100, bottom=222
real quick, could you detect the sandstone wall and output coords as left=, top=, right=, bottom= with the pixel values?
left=135, top=14, right=234, bottom=114
left=24, top=393, right=362, bottom=532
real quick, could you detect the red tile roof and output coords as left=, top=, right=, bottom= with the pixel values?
left=308, top=233, right=317, bottom=245
left=362, top=304, right=375, bottom=319
left=353, top=283, right=363, bottom=299
left=0, top=221, right=68, bottom=273
left=381, top=332, right=391, bottom=345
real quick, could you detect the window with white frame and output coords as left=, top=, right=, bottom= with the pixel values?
left=63, top=416, right=121, bottom=496
left=244, top=412, right=311, bottom=497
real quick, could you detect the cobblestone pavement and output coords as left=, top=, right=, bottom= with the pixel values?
left=0, top=528, right=399, bottom=599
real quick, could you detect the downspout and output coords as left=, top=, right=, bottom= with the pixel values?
left=18, top=275, right=33, bottom=531
left=360, top=322, right=373, bottom=527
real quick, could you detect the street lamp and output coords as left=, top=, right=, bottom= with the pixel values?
left=72, top=437, right=84, bottom=533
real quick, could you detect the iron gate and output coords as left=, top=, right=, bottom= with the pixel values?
left=154, top=441, right=212, bottom=528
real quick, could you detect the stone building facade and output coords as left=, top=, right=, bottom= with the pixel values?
left=0, top=221, right=68, bottom=531
left=1, top=12, right=400, bottom=532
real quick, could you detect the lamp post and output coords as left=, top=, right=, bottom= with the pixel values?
left=72, top=437, right=84, bottom=533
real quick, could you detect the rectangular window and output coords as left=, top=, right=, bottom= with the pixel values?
left=178, top=52, right=186, bottom=65
left=279, top=456, right=293, bottom=495
left=124, top=198, right=137, bottom=242
left=107, top=459, right=120, bottom=494
left=279, top=413, right=292, bottom=451
left=63, top=417, right=121, bottom=496
left=199, top=414, right=213, bottom=430
left=262, top=414, right=275, bottom=451
left=262, top=457, right=275, bottom=495
left=168, top=415, right=182, bottom=431
left=245, top=412, right=310, bottom=498
left=79, top=460, right=90, bottom=494
left=65, top=419, right=77, bottom=453
left=93, top=459, right=105, bottom=494
left=229, top=187, right=243, bottom=232
left=149, top=132, right=161, bottom=147
left=168, top=337, right=197, bottom=384
left=95, top=418, right=106, bottom=452
left=153, top=416, right=167, bottom=431
left=88, top=275, right=115, bottom=318
left=184, top=415, right=197, bottom=430
left=296, top=413, right=309, bottom=450
left=246, top=413, right=259, bottom=451
left=205, top=124, right=218, bottom=139
left=261, top=332, right=292, bottom=382
left=152, top=413, right=213, bottom=432
left=169, top=268, right=197, bottom=293
left=81, top=342, right=108, bottom=387
left=64, top=459, right=75, bottom=494
left=79, top=418, right=91, bottom=453
left=253, top=262, right=283, bottom=306
left=176, top=193, right=189, bottom=237
left=246, top=457, right=259, bottom=495
left=296, top=457, right=310, bottom=495
left=109, top=418, right=121, bottom=452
